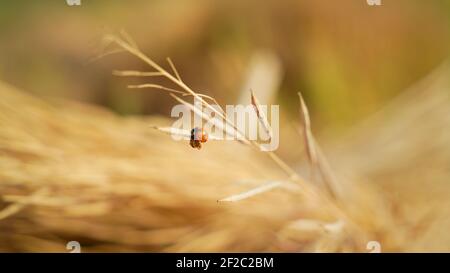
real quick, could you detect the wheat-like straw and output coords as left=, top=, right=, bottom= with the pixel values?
left=251, top=90, right=273, bottom=140
left=102, top=31, right=350, bottom=208
left=218, top=181, right=283, bottom=202
left=0, top=49, right=447, bottom=251
left=104, top=33, right=308, bottom=179
left=298, top=93, right=343, bottom=199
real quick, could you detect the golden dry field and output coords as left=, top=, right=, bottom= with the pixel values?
left=0, top=0, right=449, bottom=252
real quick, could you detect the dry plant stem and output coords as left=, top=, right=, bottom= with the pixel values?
left=166, top=57, right=182, bottom=82
left=110, top=35, right=262, bottom=153
left=298, top=92, right=317, bottom=166
left=113, top=70, right=164, bottom=77
left=218, top=181, right=282, bottom=202
left=87, top=48, right=125, bottom=64
left=108, top=35, right=229, bottom=125
left=251, top=90, right=272, bottom=140
left=119, top=29, right=139, bottom=49
left=123, top=80, right=223, bottom=105
left=106, top=34, right=314, bottom=192
left=298, top=93, right=343, bottom=200
left=127, top=84, right=185, bottom=94
left=128, top=85, right=224, bottom=110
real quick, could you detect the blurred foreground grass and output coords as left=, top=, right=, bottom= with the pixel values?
left=0, top=61, right=449, bottom=251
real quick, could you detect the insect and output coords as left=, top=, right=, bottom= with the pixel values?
left=190, top=127, right=208, bottom=149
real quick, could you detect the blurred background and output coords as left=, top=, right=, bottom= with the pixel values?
left=1, top=0, right=449, bottom=129
left=0, top=0, right=449, bottom=252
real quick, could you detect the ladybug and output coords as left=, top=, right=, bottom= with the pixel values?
left=190, top=127, right=208, bottom=149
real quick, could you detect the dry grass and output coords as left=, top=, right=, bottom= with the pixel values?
left=0, top=36, right=449, bottom=252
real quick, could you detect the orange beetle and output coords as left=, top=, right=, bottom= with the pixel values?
left=190, top=127, right=208, bottom=149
